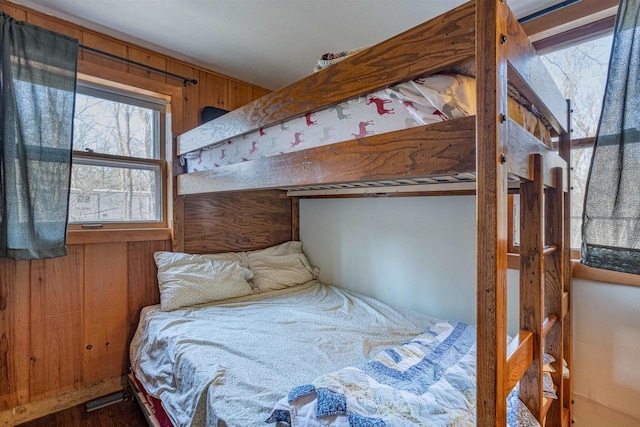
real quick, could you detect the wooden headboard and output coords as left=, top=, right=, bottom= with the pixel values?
left=181, top=190, right=298, bottom=254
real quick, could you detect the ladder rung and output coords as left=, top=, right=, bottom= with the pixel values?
left=543, top=244, right=558, bottom=256
left=542, top=314, right=558, bottom=338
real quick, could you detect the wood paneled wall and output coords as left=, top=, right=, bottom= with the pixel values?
left=0, top=0, right=272, bottom=422
left=0, top=241, right=169, bottom=410
left=183, top=191, right=297, bottom=254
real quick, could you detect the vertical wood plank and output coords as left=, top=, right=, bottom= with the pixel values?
left=81, top=32, right=128, bottom=72
left=127, top=48, right=167, bottom=83
left=30, top=246, right=84, bottom=400
left=544, top=168, right=565, bottom=426
left=167, top=61, right=199, bottom=131
left=0, top=3, right=26, bottom=20
left=291, top=197, right=300, bottom=241
left=0, top=259, right=30, bottom=410
left=519, top=154, right=544, bottom=420
left=559, top=101, right=573, bottom=422
left=82, top=243, right=128, bottom=385
left=171, top=88, right=186, bottom=252
left=228, top=80, right=252, bottom=110
left=476, top=0, right=509, bottom=425
left=203, top=72, right=229, bottom=112
left=26, top=12, right=81, bottom=40
left=183, top=191, right=293, bottom=254
left=251, top=87, right=271, bottom=100
left=126, top=240, right=170, bottom=356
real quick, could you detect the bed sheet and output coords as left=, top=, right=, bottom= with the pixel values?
left=130, top=281, right=437, bottom=427
left=181, top=74, right=550, bottom=174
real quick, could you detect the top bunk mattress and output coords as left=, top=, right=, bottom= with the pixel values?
left=180, top=74, right=551, bottom=174
left=130, top=282, right=437, bottom=427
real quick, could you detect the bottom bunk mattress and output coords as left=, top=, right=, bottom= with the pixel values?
left=130, top=281, right=437, bottom=427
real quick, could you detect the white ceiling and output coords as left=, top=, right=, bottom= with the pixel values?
left=10, top=0, right=565, bottom=90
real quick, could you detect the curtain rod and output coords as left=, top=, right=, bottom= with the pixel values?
left=518, top=0, right=582, bottom=24
left=79, top=44, right=198, bottom=86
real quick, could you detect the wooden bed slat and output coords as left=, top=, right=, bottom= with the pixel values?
left=177, top=2, right=476, bottom=155
left=178, top=117, right=476, bottom=195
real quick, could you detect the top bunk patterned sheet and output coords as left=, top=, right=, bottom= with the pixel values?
left=180, top=73, right=551, bottom=174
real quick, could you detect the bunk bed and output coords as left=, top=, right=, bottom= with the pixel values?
left=131, top=0, right=573, bottom=426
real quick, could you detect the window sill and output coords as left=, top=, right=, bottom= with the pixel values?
left=572, top=261, right=640, bottom=287
left=507, top=253, right=640, bottom=287
left=67, top=228, right=171, bottom=245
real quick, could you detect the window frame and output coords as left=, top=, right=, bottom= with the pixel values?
left=67, top=79, right=170, bottom=230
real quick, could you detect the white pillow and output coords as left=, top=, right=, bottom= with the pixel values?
left=247, top=241, right=320, bottom=292
left=154, top=251, right=254, bottom=311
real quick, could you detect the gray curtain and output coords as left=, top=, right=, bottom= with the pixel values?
left=581, top=0, right=640, bottom=274
left=0, top=13, right=78, bottom=260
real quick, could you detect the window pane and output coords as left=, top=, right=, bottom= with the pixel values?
left=74, top=93, right=159, bottom=159
left=541, top=34, right=613, bottom=248
left=69, top=163, right=161, bottom=223
left=570, top=146, right=594, bottom=248
left=541, top=35, right=612, bottom=139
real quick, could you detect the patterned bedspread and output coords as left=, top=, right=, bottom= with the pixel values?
left=267, top=321, right=540, bottom=427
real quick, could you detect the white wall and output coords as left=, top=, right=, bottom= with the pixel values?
left=571, top=279, right=640, bottom=426
left=299, top=196, right=521, bottom=333
left=299, top=197, right=640, bottom=426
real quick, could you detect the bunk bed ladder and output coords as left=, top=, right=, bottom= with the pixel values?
left=519, top=154, right=567, bottom=426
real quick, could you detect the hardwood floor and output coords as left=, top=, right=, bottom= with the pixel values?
left=17, top=398, right=148, bottom=427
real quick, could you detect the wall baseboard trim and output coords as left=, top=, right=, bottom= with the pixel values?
left=0, top=375, right=125, bottom=426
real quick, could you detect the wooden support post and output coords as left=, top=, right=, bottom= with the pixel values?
left=519, top=154, right=545, bottom=421
left=559, top=100, right=573, bottom=424
left=476, top=0, right=509, bottom=425
left=544, top=167, right=565, bottom=426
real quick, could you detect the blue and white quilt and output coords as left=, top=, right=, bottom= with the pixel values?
left=266, top=321, right=541, bottom=427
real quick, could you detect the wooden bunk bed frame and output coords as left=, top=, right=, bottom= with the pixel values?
left=173, top=1, right=573, bottom=426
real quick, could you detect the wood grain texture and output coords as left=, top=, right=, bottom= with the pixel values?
left=291, top=198, right=300, bottom=241
left=167, top=61, right=199, bottom=131
left=506, top=118, right=568, bottom=191
left=178, top=117, right=476, bottom=195
left=0, top=3, right=26, bottom=20
left=227, top=81, right=252, bottom=110
left=177, top=1, right=475, bottom=153
left=558, top=101, right=573, bottom=421
left=127, top=240, right=170, bottom=361
left=521, top=0, right=618, bottom=39
left=201, top=73, right=229, bottom=112
left=183, top=190, right=293, bottom=254
left=81, top=32, right=128, bottom=73
left=15, top=394, right=147, bottom=427
left=518, top=154, right=544, bottom=421
left=1, top=376, right=125, bottom=427
left=30, top=246, right=84, bottom=401
left=505, top=331, right=533, bottom=396
left=544, top=168, right=565, bottom=426
left=127, top=48, right=167, bottom=83
left=475, top=0, right=510, bottom=425
left=26, top=11, right=81, bottom=40
left=82, top=244, right=128, bottom=385
left=0, top=259, right=30, bottom=410
left=504, top=7, right=569, bottom=134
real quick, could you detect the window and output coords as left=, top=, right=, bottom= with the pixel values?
left=69, top=83, right=168, bottom=227
left=540, top=34, right=613, bottom=249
